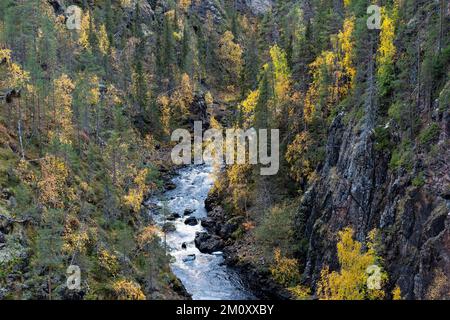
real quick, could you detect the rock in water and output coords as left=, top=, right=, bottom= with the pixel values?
left=184, top=208, right=195, bottom=215
left=166, top=213, right=181, bottom=221
left=182, top=254, right=196, bottom=262
left=194, top=232, right=224, bottom=254
left=181, top=242, right=187, bottom=250
left=165, top=182, right=176, bottom=190
left=184, top=216, right=198, bottom=226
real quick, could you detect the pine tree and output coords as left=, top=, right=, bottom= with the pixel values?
left=33, top=209, right=65, bottom=300
left=241, top=35, right=259, bottom=96
left=254, top=65, right=272, bottom=129
left=161, top=13, right=176, bottom=84
left=180, top=21, right=193, bottom=76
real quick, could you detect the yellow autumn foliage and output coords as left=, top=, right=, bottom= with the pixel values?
left=123, top=168, right=150, bottom=213
left=304, top=50, right=336, bottom=124
left=137, top=225, right=160, bottom=249
left=376, top=6, right=397, bottom=94
left=79, top=10, right=91, bottom=49
left=63, top=229, right=90, bottom=256
left=270, top=248, right=301, bottom=287
left=240, top=89, right=259, bottom=126
left=50, top=74, right=75, bottom=144
left=317, top=228, right=387, bottom=300
left=285, top=131, right=314, bottom=183
left=38, top=155, right=70, bottom=208
left=0, top=49, right=30, bottom=88
left=98, top=249, right=120, bottom=276
left=98, top=24, right=110, bottom=55
left=158, top=94, right=171, bottom=136
left=112, top=279, right=146, bottom=300
left=304, top=18, right=355, bottom=123
left=336, top=17, right=356, bottom=96
left=288, top=285, right=311, bottom=300
left=270, top=45, right=291, bottom=110
left=171, top=73, right=193, bottom=117
left=178, top=0, right=191, bottom=11
left=392, top=286, right=402, bottom=300
left=218, top=31, right=243, bottom=82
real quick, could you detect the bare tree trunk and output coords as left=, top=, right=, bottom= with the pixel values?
left=48, top=268, right=52, bottom=301
left=18, top=100, right=25, bottom=159
left=413, top=36, right=421, bottom=139
left=438, top=0, right=444, bottom=53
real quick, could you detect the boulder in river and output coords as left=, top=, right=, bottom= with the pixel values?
left=181, top=242, right=187, bottom=250
left=166, top=213, right=181, bottom=221
left=194, top=232, right=224, bottom=254
left=182, top=254, right=196, bottom=263
left=165, top=182, right=176, bottom=190
left=184, top=216, right=198, bottom=226
left=184, top=208, right=195, bottom=215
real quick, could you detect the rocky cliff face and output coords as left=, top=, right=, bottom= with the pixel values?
left=295, top=95, right=450, bottom=299
left=236, top=0, right=273, bottom=15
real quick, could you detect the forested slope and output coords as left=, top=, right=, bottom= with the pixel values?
left=204, top=0, right=449, bottom=300
left=0, top=0, right=234, bottom=299
left=0, top=0, right=448, bottom=300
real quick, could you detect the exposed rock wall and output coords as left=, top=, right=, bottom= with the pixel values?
left=295, top=101, right=450, bottom=300
left=237, top=0, right=273, bottom=15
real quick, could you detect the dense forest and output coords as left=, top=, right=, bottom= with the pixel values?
left=0, top=0, right=448, bottom=300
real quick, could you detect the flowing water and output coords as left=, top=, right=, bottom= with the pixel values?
left=149, top=164, right=254, bottom=300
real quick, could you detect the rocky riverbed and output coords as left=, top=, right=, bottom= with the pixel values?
left=148, top=164, right=255, bottom=300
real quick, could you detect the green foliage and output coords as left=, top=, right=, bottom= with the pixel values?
left=419, top=123, right=440, bottom=145
left=255, top=202, right=297, bottom=255
left=389, top=140, right=413, bottom=171
left=254, top=65, right=272, bottom=128
left=270, top=248, right=301, bottom=288
left=388, top=101, right=405, bottom=125
left=376, top=6, right=397, bottom=97
left=412, top=172, right=425, bottom=187
left=374, top=126, right=393, bottom=152
left=33, top=209, right=65, bottom=270
left=0, top=0, right=448, bottom=301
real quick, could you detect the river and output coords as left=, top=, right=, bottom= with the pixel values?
left=149, top=164, right=254, bottom=300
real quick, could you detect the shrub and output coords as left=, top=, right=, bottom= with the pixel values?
left=374, top=126, right=392, bottom=152
left=112, top=279, right=146, bottom=300
left=392, top=286, right=402, bottom=300
left=411, top=172, right=425, bottom=187
left=288, top=285, right=311, bottom=300
left=255, top=203, right=296, bottom=255
left=389, top=140, right=413, bottom=171
left=419, top=123, right=440, bottom=145
left=98, top=249, right=120, bottom=277
left=270, top=248, right=301, bottom=287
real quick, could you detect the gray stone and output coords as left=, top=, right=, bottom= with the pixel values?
left=184, top=216, right=198, bottom=226
left=194, top=232, right=224, bottom=254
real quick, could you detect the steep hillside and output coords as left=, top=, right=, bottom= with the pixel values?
left=204, top=0, right=449, bottom=300
left=0, top=0, right=237, bottom=300
left=0, top=0, right=448, bottom=300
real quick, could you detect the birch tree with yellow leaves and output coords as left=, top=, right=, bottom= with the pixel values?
left=317, top=228, right=388, bottom=300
